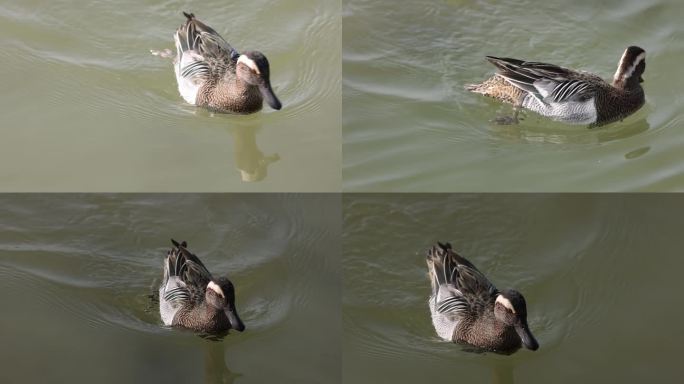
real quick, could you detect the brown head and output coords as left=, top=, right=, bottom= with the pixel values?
left=494, top=289, right=538, bottom=351
left=236, top=51, right=282, bottom=110
left=613, top=46, right=646, bottom=89
left=206, top=278, right=245, bottom=332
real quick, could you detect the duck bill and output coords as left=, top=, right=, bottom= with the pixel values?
left=515, top=322, right=539, bottom=351
left=224, top=307, right=245, bottom=332
left=258, top=80, right=282, bottom=110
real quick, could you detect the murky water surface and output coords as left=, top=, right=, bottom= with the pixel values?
left=343, top=194, right=684, bottom=383
left=0, top=194, right=340, bottom=383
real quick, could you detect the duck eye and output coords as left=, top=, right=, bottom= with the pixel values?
left=497, top=303, right=513, bottom=313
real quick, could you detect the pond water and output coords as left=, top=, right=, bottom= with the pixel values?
left=0, top=194, right=340, bottom=383
left=0, top=0, right=340, bottom=191
left=343, top=0, right=684, bottom=191
left=343, top=194, right=684, bottom=383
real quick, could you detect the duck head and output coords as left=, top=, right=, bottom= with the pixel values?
left=494, top=289, right=538, bottom=351
left=206, top=279, right=246, bottom=332
left=613, top=46, right=646, bottom=88
left=236, top=51, right=282, bottom=110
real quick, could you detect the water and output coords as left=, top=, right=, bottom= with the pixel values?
left=343, top=0, right=684, bottom=191
left=343, top=194, right=684, bottom=383
left=3, top=0, right=684, bottom=382
left=0, top=194, right=341, bottom=384
left=0, top=0, right=341, bottom=191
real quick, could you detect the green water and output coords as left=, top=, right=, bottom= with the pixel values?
left=343, top=194, right=684, bottom=383
left=0, top=194, right=340, bottom=383
left=0, top=0, right=341, bottom=191
left=343, top=0, right=684, bottom=191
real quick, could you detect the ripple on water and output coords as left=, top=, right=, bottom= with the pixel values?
left=0, top=195, right=332, bottom=339
left=276, top=5, right=340, bottom=120
left=0, top=243, right=164, bottom=334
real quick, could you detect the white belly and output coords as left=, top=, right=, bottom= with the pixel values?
left=429, top=297, right=457, bottom=341
left=174, top=64, right=200, bottom=105
left=522, top=95, right=598, bottom=125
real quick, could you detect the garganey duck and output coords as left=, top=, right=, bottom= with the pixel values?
left=426, top=242, right=538, bottom=354
left=172, top=12, right=282, bottom=114
left=466, top=46, right=645, bottom=127
left=159, top=239, right=245, bottom=334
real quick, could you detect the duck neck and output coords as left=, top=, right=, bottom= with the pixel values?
left=612, top=72, right=642, bottom=90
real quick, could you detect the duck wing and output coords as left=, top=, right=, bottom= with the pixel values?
left=177, top=12, right=239, bottom=63
left=427, top=242, right=497, bottom=318
left=486, top=56, right=599, bottom=104
left=171, top=238, right=214, bottom=286
left=173, top=13, right=239, bottom=91
left=163, top=240, right=213, bottom=300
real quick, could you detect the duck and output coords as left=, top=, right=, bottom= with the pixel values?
left=466, top=46, right=645, bottom=127
left=172, top=12, right=282, bottom=114
left=159, top=239, right=245, bottom=334
left=426, top=242, right=538, bottom=354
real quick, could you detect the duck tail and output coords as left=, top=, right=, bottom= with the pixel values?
left=465, top=74, right=527, bottom=106
left=426, top=242, right=455, bottom=292
left=166, top=239, right=189, bottom=278
left=176, top=13, right=198, bottom=54
left=171, top=239, right=188, bottom=249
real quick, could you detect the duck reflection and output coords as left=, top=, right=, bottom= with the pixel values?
left=229, top=123, right=280, bottom=183
left=486, top=112, right=649, bottom=145
left=491, top=363, right=514, bottom=384
left=204, top=339, right=241, bottom=384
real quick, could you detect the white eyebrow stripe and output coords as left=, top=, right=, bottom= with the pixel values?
left=495, top=295, right=515, bottom=313
left=614, top=51, right=645, bottom=81
left=237, top=55, right=260, bottom=74
left=207, top=281, right=225, bottom=298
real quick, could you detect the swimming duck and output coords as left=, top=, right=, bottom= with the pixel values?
left=172, top=12, right=282, bottom=114
left=466, top=46, right=645, bottom=127
left=159, top=239, right=245, bottom=334
left=426, top=242, right=538, bottom=354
